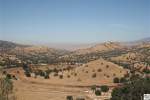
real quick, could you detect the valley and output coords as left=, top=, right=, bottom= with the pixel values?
left=0, top=38, right=150, bottom=100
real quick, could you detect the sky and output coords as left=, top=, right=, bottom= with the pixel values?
left=0, top=0, right=150, bottom=45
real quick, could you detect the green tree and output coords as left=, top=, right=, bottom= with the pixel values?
left=0, top=77, right=14, bottom=100
left=111, top=77, right=150, bottom=100
left=95, top=90, right=101, bottom=96
left=100, top=85, right=109, bottom=92
left=113, top=77, right=120, bottom=83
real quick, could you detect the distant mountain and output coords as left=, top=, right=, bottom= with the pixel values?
left=0, top=40, right=20, bottom=49
left=138, top=37, right=150, bottom=43
left=0, top=40, right=68, bottom=53
left=123, top=37, right=150, bottom=46
left=0, top=40, right=70, bottom=64
left=71, top=37, right=150, bottom=55
left=72, top=41, right=126, bottom=55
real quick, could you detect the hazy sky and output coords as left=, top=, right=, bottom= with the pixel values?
left=0, top=0, right=150, bottom=44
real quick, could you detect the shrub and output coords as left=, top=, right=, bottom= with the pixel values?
left=25, top=72, right=31, bottom=77
left=92, top=73, right=96, bottom=78
left=120, top=77, right=127, bottom=83
left=143, top=68, right=150, bottom=74
left=113, top=77, right=120, bottom=83
left=76, top=97, right=85, bottom=100
left=16, top=71, right=20, bottom=74
left=106, top=65, right=109, bottom=68
left=103, top=74, right=106, bottom=77
left=67, top=75, right=70, bottom=78
left=44, top=74, right=49, bottom=79
left=6, top=74, right=12, bottom=79
left=53, top=73, right=58, bottom=77
left=59, top=75, right=63, bottom=79
left=95, top=90, right=101, bottom=96
left=124, top=72, right=130, bottom=78
left=66, top=96, right=73, bottom=100
left=97, top=68, right=102, bottom=72
left=106, top=75, right=110, bottom=78
left=100, top=85, right=109, bottom=92
left=53, top=68, right=58, bottom=73
left=3, top=71, right=7, bottom=75
left=38, top=70, right=45, bottom=77
left=45, top=69, right=52, bottom=75
left=91, top=85, right=96, bottom=91
left=113, top=73, right=116, bottom=76
left=74, top=73, right=77, bottom=76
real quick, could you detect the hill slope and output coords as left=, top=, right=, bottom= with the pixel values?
left=72, top=42, right=126, bottom=55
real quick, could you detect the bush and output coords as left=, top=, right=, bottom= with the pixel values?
left=143, top=68, right=150, bottom=74
left=53, top=68, right=58, bottom=73
left=120, top=77, right=127, bottom=83
left=25, top=72, right=31, bottom=77
left=95, top=90, right=101, bottom=96
left=3, top=71, right=7, bottom=75
left=38, top=70, right=45, bottom=77
left=92, top=73, right=96, bottom=78
left=44, top=74, right=49, bottom=79
left=106, top=75, right=110, bottom=78
left=59, top=75, right=63, bottom=79
left=113, top=73, right=116, bottom=76
left=6, top=74, right=12, bottom=79
left=97, top=68, right=102, bottom=72
left=106, top=65, right=109, bottom=68
left=76, top=97, right=85, bottom=100
left=74, top=73, right=77, bottom=76
left=113, top=77, right=119, bottom=83
left=91, top=85, right=96, bottom=91
left=53, top=73, right=58, bottom=77
left=100, top=85, right=109, bottom=92
left=66, top=96, right=73, bottom=100
left=45, top=69, right=52, bottom=75
left=67, top=75, right=70, bottom=78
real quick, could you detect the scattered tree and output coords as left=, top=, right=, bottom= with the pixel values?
left=66, top=96, right=73, bottom=100
left=97, top=68, right=102, bottom=72
left=95, top=90, right=101, bottom=96
left=100, top=85, right=109, bottom=92
left=92, top=73, right=96, bottom=78
left=111, top=77, right=150, bottom=100
left=113, top=77, right=120, bottom=83
left=59, top=75, right=63, bottom=79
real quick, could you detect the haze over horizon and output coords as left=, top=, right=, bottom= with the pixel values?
left=0, top=0, right=150, bottom=45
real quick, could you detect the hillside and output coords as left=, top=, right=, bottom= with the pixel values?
left=0, top=40, right=29, bottom=50
left=73, top=42, right=126, bottom=55
left=7, top=59, right=127, bottom=86
left=0, top=40, right=69, bottom=67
